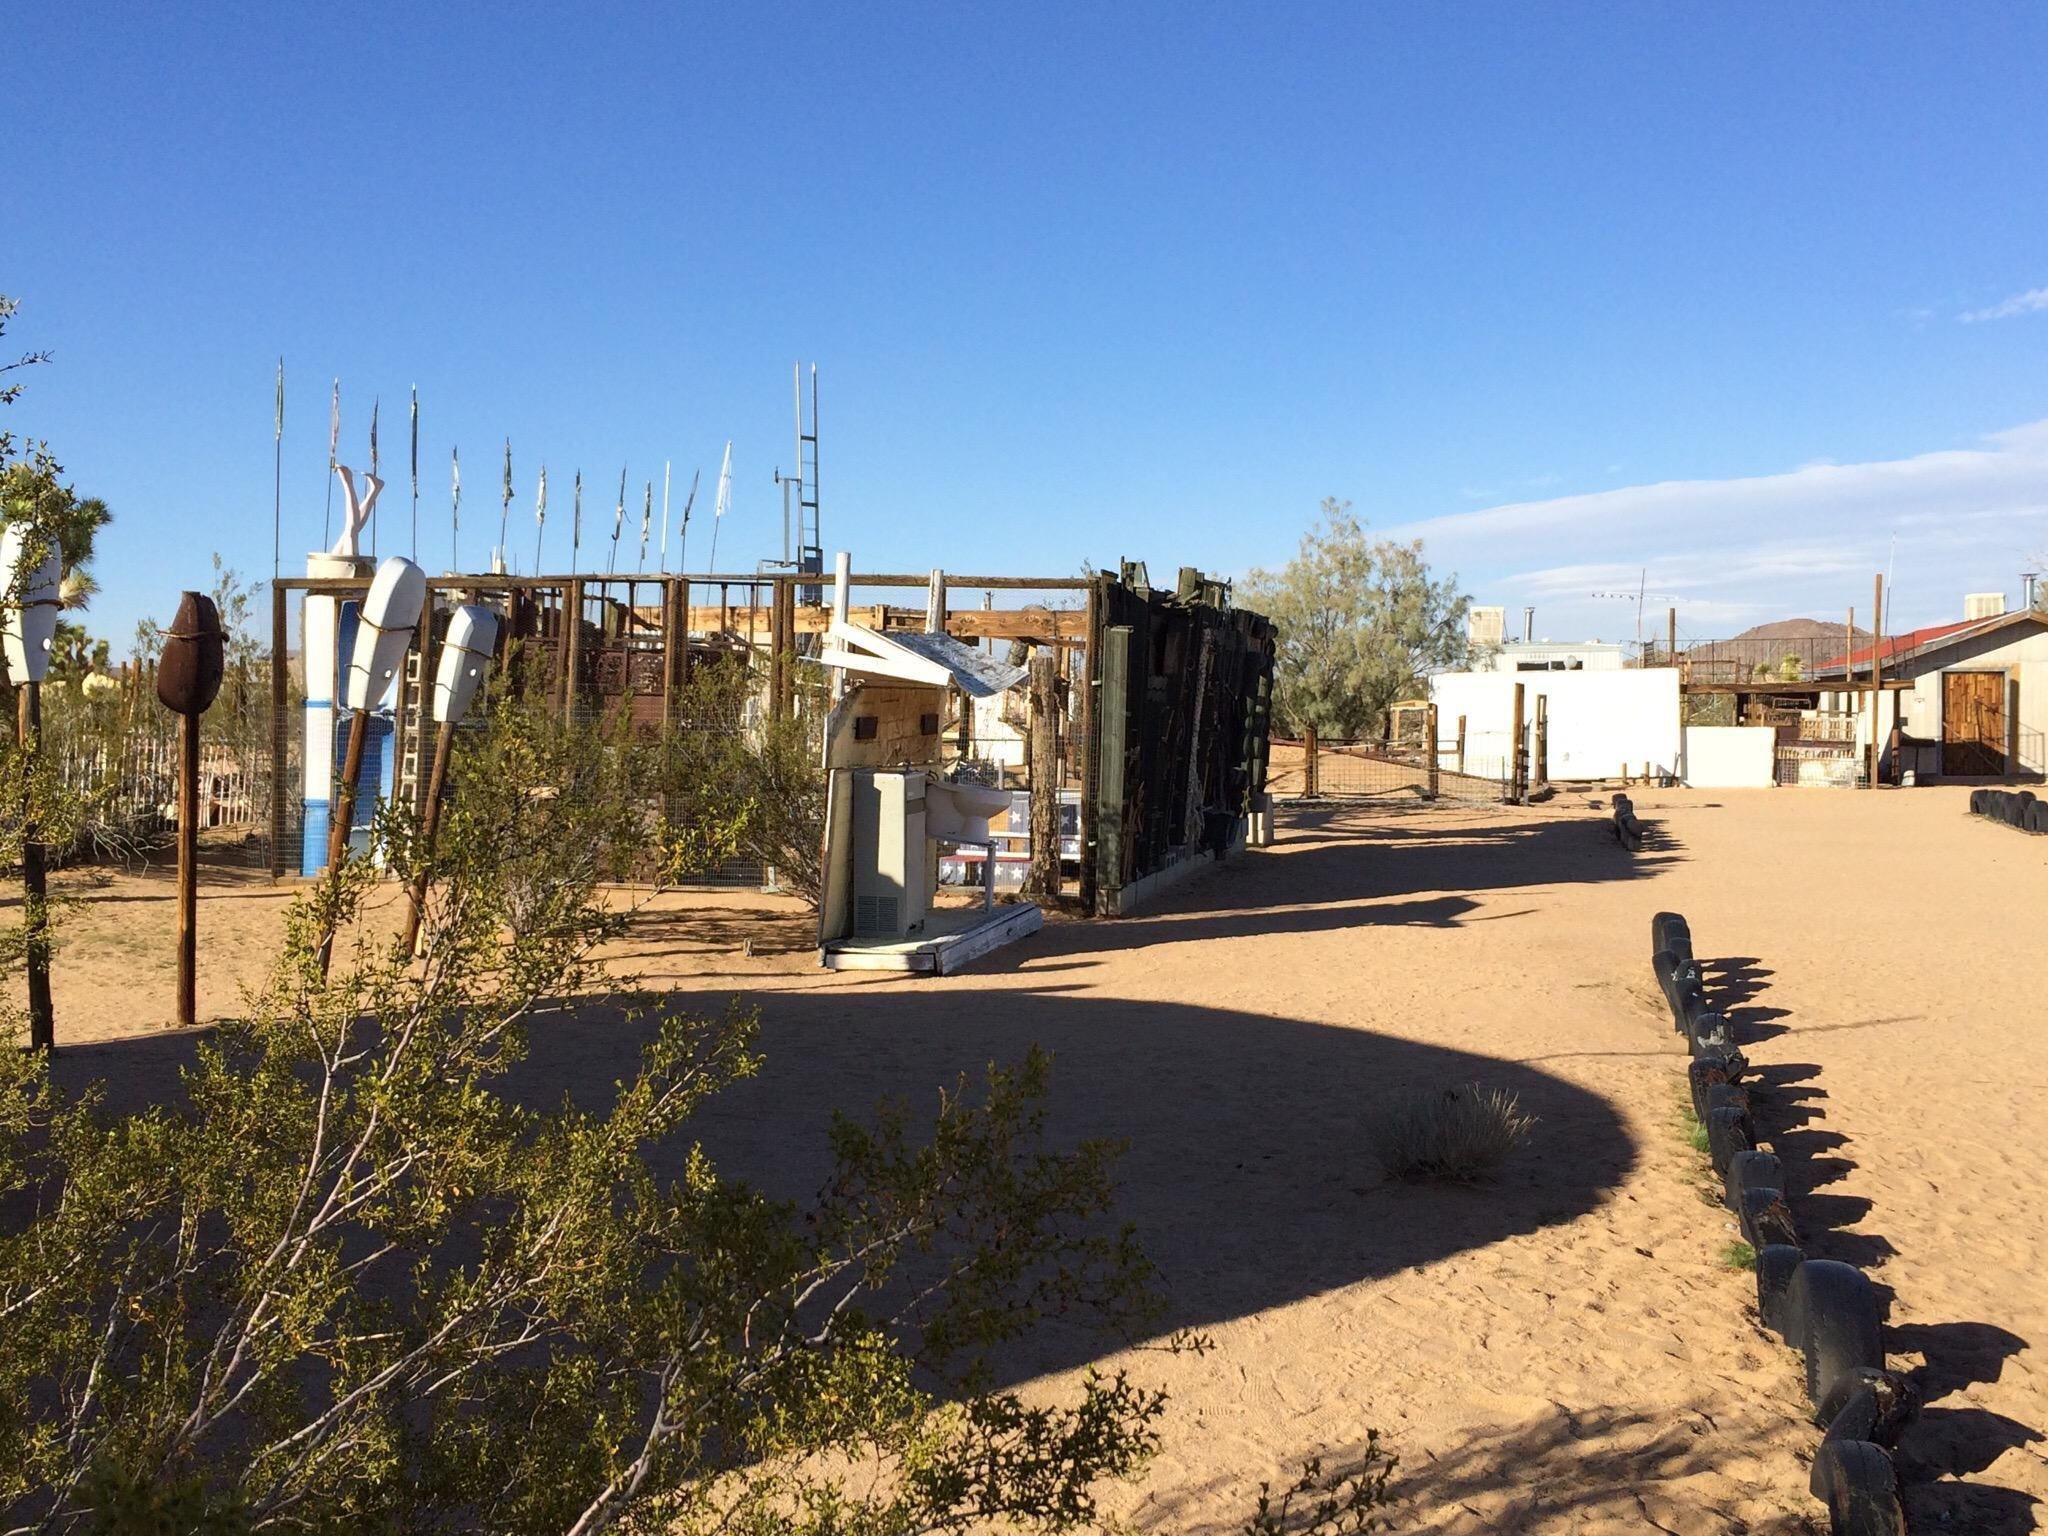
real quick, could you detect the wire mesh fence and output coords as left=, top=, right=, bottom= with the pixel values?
left=1269, top=737, right=1510, bottom=804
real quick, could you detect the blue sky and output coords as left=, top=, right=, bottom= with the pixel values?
left=7, top=2, right=2048, bottom=648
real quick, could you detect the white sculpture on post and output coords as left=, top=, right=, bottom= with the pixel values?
left=0, top=525, right=61, bottom=685
left=331, top=465, right=384, bottom=559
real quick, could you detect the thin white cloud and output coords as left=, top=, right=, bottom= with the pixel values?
left=1393, top=420, right=2048, bottom=638
left=1961, top=286, right=2048, bottom=323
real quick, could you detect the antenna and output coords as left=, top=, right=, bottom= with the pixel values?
left=1589, top=570, right=1679, bottom=655
left=770, top=364, right=825, bottom=602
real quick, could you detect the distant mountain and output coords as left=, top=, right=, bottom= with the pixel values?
left=1726, top=618, right=1872, bottom=642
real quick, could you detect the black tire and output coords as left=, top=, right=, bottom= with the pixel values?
left=1739, top=1185, right=1798, bottom=1249
left=1971, top=788, right=1987, bottom=815
left=1665, top=931, right=1694, bottom=964
left=1807, top=1440, right=1905, bottom=1536
left=1791, top=1260, right=1885, bottom=1407
left=1694, top=1041, right=1748, bottom=1079
left=2031, top=803, right=2048, bottom=835
left=1703, top=1082, right=1752, bottom=1136
left=1755, top=1243, right=1805, bottom=1340
left=1651, top=948, right=1680, bottom=1010
left=1818, top=1367, right=1919, bottom=1448
left=1706, top=1106, right=1753, bottom=1174
left=1724, top=1148, right=1782, bottom=1213
left=1690, top=1057, right=1742, bottom=1124
left=1650, top=910, right=1687, bottom=955
left=1689, top=1011, right=1734, bottom=1054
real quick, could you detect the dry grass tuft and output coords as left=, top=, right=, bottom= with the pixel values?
left=1369, top=1083, right=1536, bottom=1183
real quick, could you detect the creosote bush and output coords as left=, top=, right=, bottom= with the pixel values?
left=0, top=699, right=1191, bottom=1534
left=1367, top=1083, right=1536, bottom=1183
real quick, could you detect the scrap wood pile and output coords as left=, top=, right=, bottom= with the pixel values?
left=1651, top=911, right=1915, bottom=1536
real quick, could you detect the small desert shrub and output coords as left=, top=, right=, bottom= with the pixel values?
left=1368, top=1083, right=1536, bottom=1183
left=1721, top=1240, right=1758, bottom=1271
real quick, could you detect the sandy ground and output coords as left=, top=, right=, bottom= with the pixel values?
left=13, top=786, right=2046, bottom=1532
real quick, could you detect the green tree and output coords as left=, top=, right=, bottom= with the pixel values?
left=0, top=700, right=1180, bottom=1533
left=1241, top=499, right=1470, bottom=740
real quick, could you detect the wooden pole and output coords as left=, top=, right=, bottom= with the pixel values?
left=315, top=708, right=371, bottom=978
left=1870, top=574, right=1884, bottom=788
left=562, top=579, right=584, bottom=721
left=1425, top=702, right=1440, bottom=800
left=1025, top=650, right=1062, bottom=900
left=269, top=580, right=288, bottom=879
left=1094, top=625, right=1132, bottom=913
left=1303, top=723, right=1318, bottom=797
left=19, top=682, right=53, bottom=1050
left=1511, top=682, right=1526, bottom=803
left=176, top=710, right=200, bottom=1028
left=1077, top=579, right=1101, bottom=915
left=1666, top=606, right=1677, bottom=668
left=1456, top=713, right=1467, bottom=774
left=400, top=719, right=457, bottom=955
left=1534, top=694, right=1549, bottom=790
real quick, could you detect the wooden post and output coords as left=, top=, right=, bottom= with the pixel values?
left=176, top=711, right=200, bottom=1027
left=1094, top=626, right=1132, bottom=914
left=1026, top=650, right=1062, bottom=900
left=315, top=709, right=371, bottom=978
left=1077, top=580, right=1102, bottom=915
left=661, top=578, right=680, bottom=725
left=1303, top=723, right=1319, bottom=797
left=400, top=719, right=457, bottom=955
left=562, top=579, right=584, bottom=721
left=1511, top=682, right=1526, bottom=802
left=411, top=593, right=437, bottom=811
left=1534, top=694, right=1549, bottom=790
left=1456, top=713, right=1467, bottom=774
left=269, top=580, right=288, bottom=879
left=19, top=683, right=52, bottom=1050
left=1870, top=573, right=1884, bottom=789
left=1425, top=702, right=1440, bottom=799
left=1666, top=607, right=1677, bottom=669
left=768, top=581, right=788, bottom=725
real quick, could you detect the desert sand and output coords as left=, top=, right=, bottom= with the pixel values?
left=15, top=785, right=2045, bottom=1532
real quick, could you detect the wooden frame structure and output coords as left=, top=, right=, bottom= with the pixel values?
left=268, top=569, right=1093, bottom=879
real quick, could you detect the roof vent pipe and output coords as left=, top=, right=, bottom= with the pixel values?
left=1522, top=606, right=1534, bottom=643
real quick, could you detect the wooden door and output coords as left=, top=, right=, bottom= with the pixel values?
left=1942, top=671, right=2007, bottom=775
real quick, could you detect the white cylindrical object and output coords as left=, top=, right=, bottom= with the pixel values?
left=0, top=525, right=62, bottom=685
left=344, top=556, right=427, bottom=711
left=431, top=603, right=499, bottom=723
left=302, top=551, right=374, bottom=875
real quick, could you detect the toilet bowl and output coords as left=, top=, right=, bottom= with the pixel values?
left=923, top=778, right=1012, bottom=841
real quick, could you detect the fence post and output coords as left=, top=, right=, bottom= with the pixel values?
left=1511, top=683, right=1527, bottom=803
left=1534, top=694, right=1549, bottom=790
left=1094, top=625, right=1132, bottom=915
left=1025, top=650, right=1062, bottom=901
left=1456, top=713, right=1467, bottom=774
left=1078, top=579, right=1101, bottom=915
left=269, top=579, right=288, bottom=880
left=1425, top=703, right=1440, bottom=800
left=1304, top=723, right=1319, bottom=797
